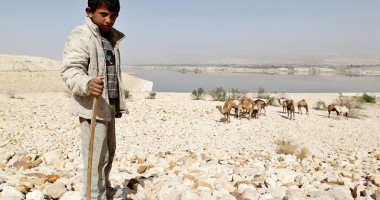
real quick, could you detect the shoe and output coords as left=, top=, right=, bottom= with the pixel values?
left=106, top=185, right=128, bottom=200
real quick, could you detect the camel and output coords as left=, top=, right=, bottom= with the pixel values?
left=327, top=104, right=340, bottom=118
left=237, top=98, right=254, bottom=120
left=278, top=99, right=289, bottom=113
left=254, top=99, right=273, bottom=116
left=216, top=99, right=238, bottom=123
left=327, top=104, right=349, bottom=119
left=287, top=99, right=295, bottom=120
left=251, top=101, right=260, bottom=119
left=339, top=106, right=349, bottom=119
left=297, top=99, right=309, bottom=115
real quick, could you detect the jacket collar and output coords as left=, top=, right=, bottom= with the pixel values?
left=85, top=17, right=125, bottom=42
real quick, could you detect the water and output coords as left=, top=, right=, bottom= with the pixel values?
left=123, top=67, right=380, bottom=93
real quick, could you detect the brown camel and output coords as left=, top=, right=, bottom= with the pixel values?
left=297, top=99, right=309, bottom=115
left=216, top=99, right=238, bottom=123
left=327, top=104, right=349, bottom=119
left=327, top=104, right=340, bottom=118
left=287, top=99, right=295, bottom=120
left=237, top=98, right=254, bottom=120
left=278, top=99, right=289, bottom=113
left=254, top=99, right=273, bottom=116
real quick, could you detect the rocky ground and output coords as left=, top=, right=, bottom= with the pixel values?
left=0, top=89, right=380, bottom=199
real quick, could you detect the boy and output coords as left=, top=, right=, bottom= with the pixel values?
left=61, top=0, right=128, bottom=199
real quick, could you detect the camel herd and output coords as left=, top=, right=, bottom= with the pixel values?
left=216, top=98, right=349, bottom=123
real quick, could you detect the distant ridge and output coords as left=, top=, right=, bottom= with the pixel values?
left=0, top=54, right=61, bottom=71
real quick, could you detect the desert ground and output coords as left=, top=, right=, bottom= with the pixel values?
left=0, top=55, right=380, bottom=199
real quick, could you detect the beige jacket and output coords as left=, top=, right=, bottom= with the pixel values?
left=61, top=17, right=127, bottom=121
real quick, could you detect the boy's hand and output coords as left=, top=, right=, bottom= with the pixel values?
left=88, top=75, right=104, bottom=97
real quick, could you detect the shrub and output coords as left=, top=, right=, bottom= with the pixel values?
left=314, top=100, right=326, bottom=110
left=335, top=93, right=363, bottom=109
left=275, top=139, right=298, bottom=155
left=296, top=147, right=310, bottom=160
left=8, top=92, right=15, bottom=99
left=360, top=93, right=376, bottom=103
left=257, top=86, right=267, bottom=98
left=146, top=91, right=157, bottom=99
left=124, top=90, right=132, bottom=99
left=229, top=88, right=247, bottom=100
left=209, top=87, right=227, bottom=101
left=191, top=87, right=205, bottom=100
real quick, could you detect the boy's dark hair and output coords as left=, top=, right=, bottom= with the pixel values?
left=88, top=0, right=120, bottom=13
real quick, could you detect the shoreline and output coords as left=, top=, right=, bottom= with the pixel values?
left=125, top=64, right=380, bottom=77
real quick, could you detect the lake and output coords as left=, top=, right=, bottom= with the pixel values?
left=123, top=67, right=380, bottom=93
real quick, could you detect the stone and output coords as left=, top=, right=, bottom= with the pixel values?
left=44, top=182, right=67, bottom=199
left=179, top=189, right=198, bottom=200
left=193, top=181, right=213, bottom=191
left=46, top=174, right=60, bottom=183
left=2, top=186, right=25, bottom=200
left=137, top=165, right=149, bottom=174
left=60, top=191, right=83, bottom=200
left=223, top=182, right=236, bottom=193
left=26, top=190, right=44, bottom=200
left=277, top=169, right=297, bottom=185
left=326, top=186, right=353, bottom=200
left=267, top=186, right=287, bottom=199
left=43, top=150, right=62, bottom=165
left=240, top=189, right=260, bottom=200
left=219, top=194, right=237, bottom=200
left=375, top=189, right=380, bottom=200
left=372, top=174, right=380, bottom=186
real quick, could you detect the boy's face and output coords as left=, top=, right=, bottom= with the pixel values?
left=86, top=5, right=118, bottom=33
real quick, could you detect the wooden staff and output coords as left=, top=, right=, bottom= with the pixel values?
left=87, top=97, right=98, bottom=200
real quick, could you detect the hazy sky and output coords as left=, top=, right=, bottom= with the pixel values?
left=1, top=1, right=379, bottom=65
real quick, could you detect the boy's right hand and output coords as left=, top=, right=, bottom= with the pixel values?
left=88, top=76, right=104, bottom=97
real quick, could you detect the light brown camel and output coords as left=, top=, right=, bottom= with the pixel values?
left=287, top=99, right=295, bottom=120
left=278, top=99, right=289, bottom=113
left=237, top=98, right=254, bottom=120
left=216, top=99, right=238, bottom=123
left=297, top=99, right=309, bottom=115
left=254, top=99, right=273, bottom=116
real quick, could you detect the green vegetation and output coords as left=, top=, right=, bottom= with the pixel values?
left=146, top=91, right=157, bottom=99
left=314, top=100, right=326, bottom=110
left=209, top=87, right=227, bottom=101
left=361, top=93, right=376, bottom=103
left=124, top=90, right=132, bottom=99
left=191, top=87, right=205, bottom=100
left=257, top=86, right=267, bottom=98
left=228, top=88, right=247, bottom=100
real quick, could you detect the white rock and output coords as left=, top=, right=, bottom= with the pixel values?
left=2, top=186, right=25, bottom=200
left=181, top=190, right=199, bottom=200
left=43, top=182, right=67, bottom=199
left=60, top=191, right=82, bottom=200
left=219, top=194, right=237, bottom=200
left=277, top=169, right=297, bottom=185
left=266, top=186, right=287, bottom=199
left=241, top=189, right=260, bottom=200
left=43, top=150, right=62, bottom=165
left=26, top=190, right=44, bottom=200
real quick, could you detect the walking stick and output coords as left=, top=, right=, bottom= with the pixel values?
left=87, top=97, right=98, bottom=200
